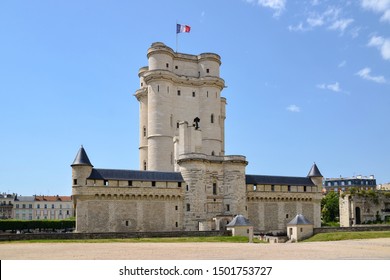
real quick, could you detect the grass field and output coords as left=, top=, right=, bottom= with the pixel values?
left=303, top=231, right=390, bottom=242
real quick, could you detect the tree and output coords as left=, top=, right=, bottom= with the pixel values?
left=321, top=191, right=339, bottom=223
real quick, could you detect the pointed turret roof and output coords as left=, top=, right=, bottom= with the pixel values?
left=307, top=163, right=322, bottom=177
left=287, top=214, right=312, bottom=225
left=226, top=215, right=252, bottom=227
left=71, top=146, right=93, bottom=167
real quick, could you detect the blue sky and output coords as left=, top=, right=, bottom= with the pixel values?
left=1, top=0, right=389, bottom=195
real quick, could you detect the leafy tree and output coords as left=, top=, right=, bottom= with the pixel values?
left=321, top=191, right=339, bottom=223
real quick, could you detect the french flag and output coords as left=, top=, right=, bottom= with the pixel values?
left=176, top=24, right=191, bottom=33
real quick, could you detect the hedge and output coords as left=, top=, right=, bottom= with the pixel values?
left=0, top=219, right=75, bottom=231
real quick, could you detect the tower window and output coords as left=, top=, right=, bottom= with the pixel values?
left=157, top=85, right=159, bottom=92
left=175, top=65, right=178, bottom=69
left=206, top=68, right=210, bottom=73
left=73, top=179, right=77, bottom=185
left=177, top=90, right=181, bottom=96
left=213, top=183, right=217, bottom=195
left=143, top=126, right=146, bottom=137
left=211, top=114, right=214, bottom=123
left=175, top=222, right=178, bottom=227
left=128, top=180, right=132, bottom=186
left=226, top=204, right=230, bottom=211
left=186, top=204, right=191, bottom=211
left=271, top=185, right=275, bottom=192
left=192, top=91, right=195, bottom=97
left=166, top=63, right=169, bottom=68
left=152, top=181, right=156, bottom=187
left=177, top=122, right=180, bottom=128
left=143, top=161, right=147, bottom=170
left=178, top=182, right=182, bottom=188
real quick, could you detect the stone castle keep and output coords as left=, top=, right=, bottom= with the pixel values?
left=72, top=42, right=323, bottom=233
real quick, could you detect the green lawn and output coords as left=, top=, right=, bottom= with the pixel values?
left=303, top=231, right=390, bottom=242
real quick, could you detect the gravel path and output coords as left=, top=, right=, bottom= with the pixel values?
left=1, top=238, right=390, bottom=260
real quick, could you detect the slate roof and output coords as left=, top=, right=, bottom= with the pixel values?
left=34, top=196, right=72, bottom=202
left=287, top=214, right=312, bottom=225
left=245, top=174, right=315, bottom=186
left=88, top=168, right=184, bottom=182
left=307, top=163, right=322, bottom=177
left=71, top=146, right=93, bottom=167
left=226, top=215, right=252, bottom=227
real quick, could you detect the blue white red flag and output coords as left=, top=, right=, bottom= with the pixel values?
left=176, top=24, right=191, bottom=33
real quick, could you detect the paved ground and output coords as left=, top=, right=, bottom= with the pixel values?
left=1, top=238, right=390, bottom=260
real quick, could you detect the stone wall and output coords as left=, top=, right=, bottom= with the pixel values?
left=0, top=230, right=230, bottom=242
left=314, top=225, right=390, bottom=234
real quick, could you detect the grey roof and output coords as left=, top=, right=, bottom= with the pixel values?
left=307, top=163, right=322, bottom=177
left=287, top=214, right=312, bottom=225
left=88, top=168, right=184, bottom=182
left=14, top=196, right=35, bottom=202
left=245, top=174, right=315, bottom=186
left=226, top=215, right=252, bottom=227
left=71, top=146, right=93, bottom=167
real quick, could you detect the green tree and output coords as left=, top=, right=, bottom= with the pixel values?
left=321, top=191, right=339, bottom=223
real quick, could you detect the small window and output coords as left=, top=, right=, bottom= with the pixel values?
left=37, top=204, right=40, bottom=209
left=175, top=205, right=178, bottom=210
left=271, top=185, right=275, bottom=192
left=175, top=222, right=178, bottom=227
left=177, top=90, right=181, bottom=96
left=303, top=186, right=307, bottom=192
left=143, top=161, right=147, bottom=170
left=211, top=151, right=215, bottom=156
left=22, top=204, right=26, bottom=209
left=73, top=179, right=77, bottom=185
left=175, top=65, right=178, bottom=69
left=128, top=180, right=132, bottom=186
left=16, top=204, right=19, bottom=209
left=51, top=204, right=54, bottom=209
left=166, top=63, right=169, bottom=68
left=44, top=204, right=47, bottom=209
left=178, top=182, right=182, bottom=188
left=213, top=183, right=217, bottom=195
left=192, top=91, right=195, bottom=97
left=211, top=114, right=214, bottom=123
left=186, top=185, right=189, bottom=191
left=186, top=204, right=190, bottom=211
left=157, top=85, right=159, bottom=92
left=29, top=204, right=32, bottom=209
left=125, top=221, right=129, bottom=226
left=226, top=204, right=230, bottom=211
left=253, top=184, right=257, bottom=191
left=152, top=181, right=156, bottom=187
left=288, top=185, right=291, bottom=192
left=143, top=126, right=146, bottom=137
left=141, top=82, right=143, bottom=87
left=177, top=122, right=180, bottom=128
left=206, top=68, right=210, bottom=73
left=286, top=214, right=289, bottom=219
left=104, top=180, right=109, bottom=186
left=300, top=228, right=303, bottom=232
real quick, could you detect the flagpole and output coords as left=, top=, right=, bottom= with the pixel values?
left=176, top=20, right=178, bottom=53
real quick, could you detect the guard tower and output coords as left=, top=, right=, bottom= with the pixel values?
left=135, top=42, right=226, bottom=172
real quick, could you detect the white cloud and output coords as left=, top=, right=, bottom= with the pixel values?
left=328, top=18, right=354, bottom=33
left=288, top=22, right=307, bottom=31
left=361, top=0, right=390, bottom=23
left=286, top=104, right=301, bottom=112
left=338, top=60, right=347, bottom=68
left=356, top=67, right=387, bottom=83
left=248, top=0, right=286, bottom=17
left=368, top=35, right=390, bottom=60
left=317, top=82, right=341, bottom=92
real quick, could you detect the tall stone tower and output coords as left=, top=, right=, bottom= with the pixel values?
left=135, top=42, right=226, bottom=172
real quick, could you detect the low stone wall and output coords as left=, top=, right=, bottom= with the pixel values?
left=314, top=225, right=390, bottom=234
left=0, top=230, right=230, bottom=242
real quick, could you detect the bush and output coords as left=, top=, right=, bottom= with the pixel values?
left=0, top=219, right=75, bottom=232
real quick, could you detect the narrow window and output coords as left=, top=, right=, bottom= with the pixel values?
left=186, top=204, right=190, bottom=211
left=128, top=180, right=132, bottom=186
left=152, top=181, right=156, bottom=187
left=213, top=183, right=217, bottom=195
left=175, top=205, right=178, bottom=210
left=211, top=114, right=214, bottom=123
left=286, top=214, right=289, bottom=219
left=288, top=185, right=291, bottom=192
left=140, top=82, right=143, bottom=87
left=207, top=91, right=209, bottom=97
left=125, top=221, right=129, bottom=226
left=143, top=126, right=146, bottom=137
left=226, top=204, right=230, bottom=211
left=186, top=185, right=189, bottom=191
left=271, top=185, right=275, bottom=192
left=206, top=68, right=210, bottom=73
left=73, top=179, right=77, bottom=185
left=177, top=122, right=180, bottom=128
left=167, top=86, right=169, bottom=93
left=177, top=90, right=181, bottom=96
left=192, top=91, right=195, bottom=97
left=178, top=182, right=182, bottom=188
left=175, top=222, right=178, bottom=227
left=166, top=63, right=169, bottom=68
left=211, top=151, right=215, bottom=156
left=175, top=65, right=178, bottom=69
left=143, top=161, right=147, bottom=170
left=157, top=85, right=159, bottom=92
left=303, top=186, right=307, bottom=192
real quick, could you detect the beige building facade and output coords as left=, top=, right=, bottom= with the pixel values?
left=72, top=42, right=323, bottom=234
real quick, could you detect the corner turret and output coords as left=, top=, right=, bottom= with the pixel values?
left=307, top=163, right=323, bottom=190
left=71, top=146, right=93, bottom=187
